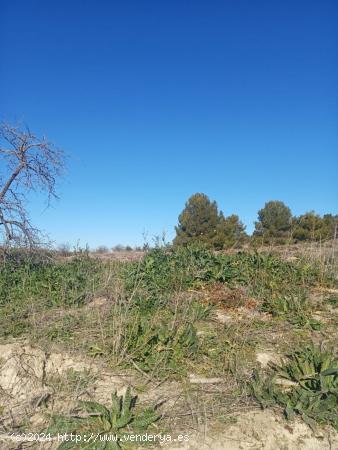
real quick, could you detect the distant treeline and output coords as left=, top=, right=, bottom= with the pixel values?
left=56, top=243, right=144, bottom=255
left=174, top=193, right=337, bottom=249
left=56, top=194, right=337, bottom=254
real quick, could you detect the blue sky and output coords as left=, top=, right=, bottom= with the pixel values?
left=1, top=0, right=337, bottom=247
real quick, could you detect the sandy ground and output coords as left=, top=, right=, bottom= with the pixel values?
left=0, top=342, right=337, bottom=450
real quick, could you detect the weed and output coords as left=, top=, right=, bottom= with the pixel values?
left=126, top=246, right=333, bottom=302
left=47, top=387, right=160, bottom=449
left=1, top=245, right=333, bottom=339
left=251, top=344, right=338, bottom=430
left=0, top=255, right=107, bottom=309
left=189, top=301, right=215, bottom=321
left=121, top=311, right=199, bottom=377
left=46, top=315, right=80, bottom=342
left=0, top=254, right=117, bottom=338
left=0, top=245, right=336, bottom=429
left=327, top=295, right=338, bottom=307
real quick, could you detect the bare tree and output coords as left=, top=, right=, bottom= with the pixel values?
left=0, top=122, right=65, bottom=247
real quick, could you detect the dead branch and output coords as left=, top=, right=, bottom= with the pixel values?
left=0, top=122, right=65, bottom=247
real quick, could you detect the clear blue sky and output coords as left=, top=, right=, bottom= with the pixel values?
left=1, top=0, right=337, bottom=247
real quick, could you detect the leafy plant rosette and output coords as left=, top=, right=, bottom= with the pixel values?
left=47, top=387, right=161, bottom=449
left=251, top=344, right=338, bottom=431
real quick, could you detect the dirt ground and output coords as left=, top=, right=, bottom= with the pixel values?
left=0, top=341, right=337, bottom=450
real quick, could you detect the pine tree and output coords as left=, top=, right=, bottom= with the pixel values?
left=254, top=200, right=292, bottom=243
left=174, top=193, right=219, bottom=246
left=292, top=212, right=338, bottom=241
left=214, top=213, right=247, bottom=249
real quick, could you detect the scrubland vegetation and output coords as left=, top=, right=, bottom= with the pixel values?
left=0, top=240, right=337, bottom=448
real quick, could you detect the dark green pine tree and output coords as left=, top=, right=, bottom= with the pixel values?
left=214, top=213, right=248, bottom=249
left=292, top=212, right=338, bottom=241
left=174, top=193, right=219, bottom=246
left=253, top=200, right=292, bottom=243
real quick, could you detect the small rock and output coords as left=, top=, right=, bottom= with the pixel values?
left=189, top=374, right=223, bottom=384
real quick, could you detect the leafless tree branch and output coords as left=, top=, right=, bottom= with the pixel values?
left=0, top=122, right=65, bottom=247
